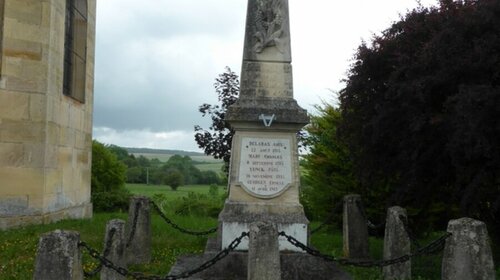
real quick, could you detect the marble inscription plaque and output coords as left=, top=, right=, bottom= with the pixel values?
left=239, top=137, right=292, bottom=198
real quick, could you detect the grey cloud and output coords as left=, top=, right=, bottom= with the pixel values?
left=93, top=0, right=246, bottom=134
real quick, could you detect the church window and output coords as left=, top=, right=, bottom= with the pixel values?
left=0, top=0, right=4, bottom=78
left=63, top=0, right=87, bottom=103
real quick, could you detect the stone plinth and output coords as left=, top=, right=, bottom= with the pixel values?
left=248, top=222, right=281, bottom=280
left=169, top=251, right=352, bottom=280
left=343, top=194, right=370, bottom=260
left=219, top=201, right=307, bottom=251
left=33, top=230, right=83, bottom=280
left=441, top=217, right=495, bottom=280
left=101, top=219, right=126, bottom=280
left=383, top=206, right=411, bottom=280
left=125, top=196, right=151, bottom=265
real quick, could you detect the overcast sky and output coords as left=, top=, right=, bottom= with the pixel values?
left=93, top=0, right=437, bottom=152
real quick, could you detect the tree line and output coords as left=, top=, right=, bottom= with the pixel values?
left=105, top=144, right=223, bottom=188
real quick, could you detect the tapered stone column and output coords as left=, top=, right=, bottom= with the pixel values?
left=33, top=230, right=83, bottom=280
left=442, top=218, right=495, bottom=280
left=383, top=206, right=411, bottom=280
left=342, top=194, right=370, bottom=260
left=219, top=0, right=309, bottom=252
left=248, top=222, right=281, bottom=280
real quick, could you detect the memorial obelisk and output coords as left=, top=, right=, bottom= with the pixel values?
left=219, top=0, right=309, bottom=251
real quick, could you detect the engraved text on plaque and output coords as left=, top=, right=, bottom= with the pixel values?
left=238, top=137, right=292, bottom=198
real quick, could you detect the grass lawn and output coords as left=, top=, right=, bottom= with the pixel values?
left=0, top=212, right=215, bottom=279
left=0, top=184, right=497, bottom=279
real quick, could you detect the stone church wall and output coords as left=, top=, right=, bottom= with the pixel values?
left=0, top=0, right=96, bottom=229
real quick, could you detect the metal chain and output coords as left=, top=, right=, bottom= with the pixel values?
left=400, top=214, right=421, bottom=249
left=126, top=202, right=141, bottom=247
left=150, top=201, right=217, bottom=236
left=311, top=203, right=343, bottom=234
left=355, top=200, right=385, bottom=230
left=279, top=231, right=451, bottom=268
left=79, top=231, right=249, bottom=280
left=82, top=228, right=116, bottom=277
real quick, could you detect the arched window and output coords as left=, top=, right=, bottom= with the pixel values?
left=63, top=0, right=87, bottom=103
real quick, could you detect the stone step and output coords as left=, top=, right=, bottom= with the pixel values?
left=168, top=251, right=352, bottom=280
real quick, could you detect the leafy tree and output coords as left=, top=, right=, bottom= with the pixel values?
left=91, top=140, right=127, bottom=193
left=91, top=140, right=130, bottom=211
left=126, top=166, right=146, bottom=183
left=302, top=103, right=372, bottom=223
left=194, top=67, right=239, bottom=172
left=163, top=169, right=184, bottom=191
left=199, top=170, right=221, bottom=185
left=163, top=155, right=202, bottom=185
left=338, top=0, right=500, bottom=233
left=107, top=145, right=138, bottom=167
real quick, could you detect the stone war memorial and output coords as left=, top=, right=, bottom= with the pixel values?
left=0, top=0, right=96, bottom=229
left=169, top=0, right=351, bottom=279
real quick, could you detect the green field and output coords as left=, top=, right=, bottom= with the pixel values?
left=193, top=162, right=224, bottom=173
left=126, top=183, right=225, bottom=200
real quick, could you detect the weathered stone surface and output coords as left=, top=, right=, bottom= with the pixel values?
left=221, top=0, right=309, bottom=259
left=441, top=217, right=495, bottom=280
left=101, top=219, right=126, bottom=280
left=218, top=201, right=308, bottom=251
left=240, top=62, right=293, bottom=99
left=125, top=196, right=151, bottom=265
left=33, top=230, right=83, bottom=280
left=343, top=194, right=370, bottom=260
left=0, top=0, right=96, bottom=229
left=248, top=222, right=281, bottom=280
left=0, top=195, right=31, bottom=216
left=226, top=97, right=308, bottom=126
left=242, top=0, right=291, bottom=62
left=383, top=206, right=411, bottom=280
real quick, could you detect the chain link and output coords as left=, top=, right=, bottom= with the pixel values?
left=355, top=199, right=385, bottom=231
left=311, top=202, right=343, bottom=234
left=279, top=231, right=451, bottom=268
left=400, top=214, right=421, bottom=249
left=82, top=228, right=116, bottom=277
left=150, top=201, right=217, bottom=236
left=126, top=202, right=141, bottom=247
left=79, top=231, right=248, bottom=280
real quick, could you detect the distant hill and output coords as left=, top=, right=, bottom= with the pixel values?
left=124, top=147, right=205, bottom=157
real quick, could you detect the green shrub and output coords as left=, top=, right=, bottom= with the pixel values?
left=91, top=190, right=131, bottom=212
left=208, top=184, right=219, bottom=198
left=91, top=140, right=127, bottom=193
left=155, top=192, right=224, bottom=218
left=91, top=140, right=130, bottom=212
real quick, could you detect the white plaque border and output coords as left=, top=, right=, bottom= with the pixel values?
left=237, top=136, right=294, bottom=199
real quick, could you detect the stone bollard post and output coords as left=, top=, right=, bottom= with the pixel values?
left=248, top=221, right=281, bottom=280
left=125, top=196, right=151, bottom=265
left=442, top=217, right=495, bottom=280
left=343, top=194, right=370, bottom=260
left=33, top=230, right=83, bottom=280
left=101, top=219, right=127, bottom=280
left=383, top=206, right=411, bottom=280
